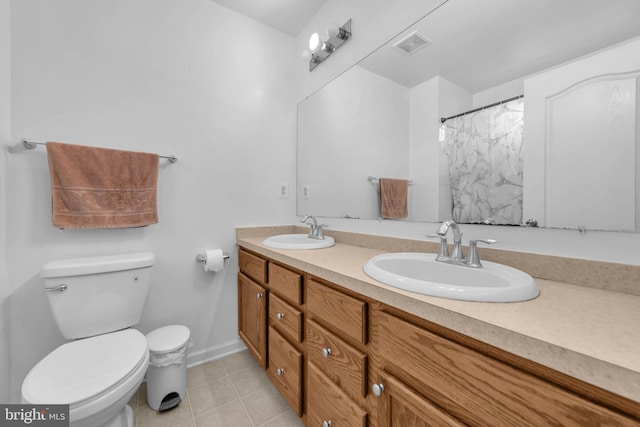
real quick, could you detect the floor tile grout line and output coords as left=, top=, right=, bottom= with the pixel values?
left=136, top=352, right=291, bottom=427
left=184, top=389, right=196, bottom=426
left=227, top=370, right=256, bottom=426
left=256, top=410, right=292, bottom=427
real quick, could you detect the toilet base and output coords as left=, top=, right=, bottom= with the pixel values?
left=71, top=404, right=133, bottom=427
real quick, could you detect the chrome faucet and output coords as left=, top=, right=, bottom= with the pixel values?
left=301, top=215, right=327, bottom=240
left=437, top=220, right=465, bottom=261
left=427, top=220, right=496, bottom=268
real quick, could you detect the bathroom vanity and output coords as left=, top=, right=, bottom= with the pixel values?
left=237, top=226, right=640, bottom=426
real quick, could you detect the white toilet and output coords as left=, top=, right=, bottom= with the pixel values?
left=21, top=252, right=155, bottom=427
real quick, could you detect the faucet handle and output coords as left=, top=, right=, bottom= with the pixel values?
left=315, top=224, right=328, bottom=239
left=466, top=239, right=497, bottom=268
left=426, top=234, right=450, bottom=260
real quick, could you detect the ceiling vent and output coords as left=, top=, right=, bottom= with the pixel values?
left=392, top=30, right=432, bottom=56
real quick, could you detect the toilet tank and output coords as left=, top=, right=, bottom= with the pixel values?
left=41, top=252, right=155, bottom=339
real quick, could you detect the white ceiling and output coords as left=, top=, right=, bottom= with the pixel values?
left=359, top=0, right=640, bottom=92
left=208, top=0, right=326, bottom=36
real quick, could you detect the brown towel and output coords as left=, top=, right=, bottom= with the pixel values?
left=379, top=178, right=409, bottom=219
left=46, top=142, right=159, bottom=229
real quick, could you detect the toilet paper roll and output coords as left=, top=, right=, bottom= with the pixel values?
left=203, top=249, right=225, bottom=272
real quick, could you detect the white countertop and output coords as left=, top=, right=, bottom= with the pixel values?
left=237, top=231, right=640, bottom=403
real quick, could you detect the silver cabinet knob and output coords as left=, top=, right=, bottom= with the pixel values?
left=276, top=368, right=284, bottom=376
left=322, top=421, right=332, bottom=427
left=276, top=312, right=285, bottom=320
left=256, top=292, right=264, bottom=299
left=372, top=383, right=385, bottom=397
left=322, top=348, right=332, bottom=358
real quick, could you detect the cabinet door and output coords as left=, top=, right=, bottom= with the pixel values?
left=238, top=272, right=267, bottom=368
left=308, top=363, right=367, bottom=427
left=379, top=311, right=639, bottom=426
left=375, top=372, right=464, bottom=427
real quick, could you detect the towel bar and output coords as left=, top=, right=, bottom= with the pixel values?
left=368, top=176, right=413, bottom=185
left=22, top=138, right=178, bottom=163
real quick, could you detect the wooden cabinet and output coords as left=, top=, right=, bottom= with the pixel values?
left=238, top=248, right=267, bottom=284
left=269, top=293, right=303, bottom=343
left=237, top=271, right=266, bottom=368
left=307, top=277, right=367, bottom=345
left=308, top=363, right=368, bottom=427
left=269, top=262, right=303, bottom=305
left=237, top=247, right=640, bottom=427
left=307, top=319, right=367, bottom=399
left=238, top=249, right=268, bottom=369
left=307, top=278, right=370, bottom=425
left=268, top=326, right=303, bottom=416
left=374, top=372, right=464, bottom=427
left=265, top=261, right=306, bottom=418
left=377, top=310, right=639, bottom=427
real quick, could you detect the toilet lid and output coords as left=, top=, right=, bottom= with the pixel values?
left=146, top=325, right=191, bottom=354
left=22, top=329, right=147, bottom=405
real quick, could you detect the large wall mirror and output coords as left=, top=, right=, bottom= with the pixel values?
left=297, top=0, right=640, bottom=232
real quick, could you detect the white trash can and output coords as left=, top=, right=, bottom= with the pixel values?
left=145, top=325, right=191, bottom=411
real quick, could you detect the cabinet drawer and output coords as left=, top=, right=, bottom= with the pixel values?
left=307, top=278, right=367, bottom=345
left=269, top=293, right=303, bottom=343
left=268, top=262, right=302, bottom=305
left=308, top=362, right=367, bottom=427
left=307, top=319, right=367, bottom=398
left=238, top=249, right=267, bottom=284
left=268, top=326, right=303, bottom=416
left=379, top=311, right=638, bottom=426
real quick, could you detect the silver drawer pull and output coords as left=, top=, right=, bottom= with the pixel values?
left=322, top=348, right=332, bottom=358
left=276, top=368, right=285, bottom=376
left=45, top=284, right=67, bottom=292
left=372, top=383, right=385, bottom=397
left=256, top=292, right=264, bottom=299
left=322, top=421, right=332, bottom=427
left=276, top=312, right=285, bottom=320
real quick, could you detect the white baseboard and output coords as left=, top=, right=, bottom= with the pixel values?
left=186, top=337, right=247, bottom=368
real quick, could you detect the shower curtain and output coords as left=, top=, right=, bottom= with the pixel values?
left=444, top=97, right=524, bottom=225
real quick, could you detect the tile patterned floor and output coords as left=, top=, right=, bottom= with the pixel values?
left=129, top=350, right=304, bottom=427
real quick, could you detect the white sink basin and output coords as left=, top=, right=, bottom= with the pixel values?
left=363, top=253, right=539, bottom=303
left=262, top=234, right=335, bottom=250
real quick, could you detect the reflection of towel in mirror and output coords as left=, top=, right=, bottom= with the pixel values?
left=379, top=178, right=408, bottom=219
left=46, top=142, right=159, bottom=229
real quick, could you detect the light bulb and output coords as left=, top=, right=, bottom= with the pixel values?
left=308, top=32, right=321, bottom=53
left=326, top=23, right=340, bottom=38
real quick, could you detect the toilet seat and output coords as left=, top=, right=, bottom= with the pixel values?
left=22, top=329, right=148, bottom=418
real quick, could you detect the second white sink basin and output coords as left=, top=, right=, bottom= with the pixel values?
left=263, top=234, right=335, bottom=250
left=363, top=252, right=539, bottom=303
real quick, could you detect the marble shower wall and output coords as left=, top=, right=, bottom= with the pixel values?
left=444, top=97, right=524, bottom=225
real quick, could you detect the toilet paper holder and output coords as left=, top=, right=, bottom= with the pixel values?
left=195, top=252, right=230, bottom=263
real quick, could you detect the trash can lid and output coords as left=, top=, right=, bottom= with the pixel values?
left=146, top=325, right=191, bottom=354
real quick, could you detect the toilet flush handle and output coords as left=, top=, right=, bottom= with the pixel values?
left=45, top=284, right=67, bottom=292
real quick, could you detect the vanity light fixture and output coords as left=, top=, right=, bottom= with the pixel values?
left=303, top=19, right=352, bottom=71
